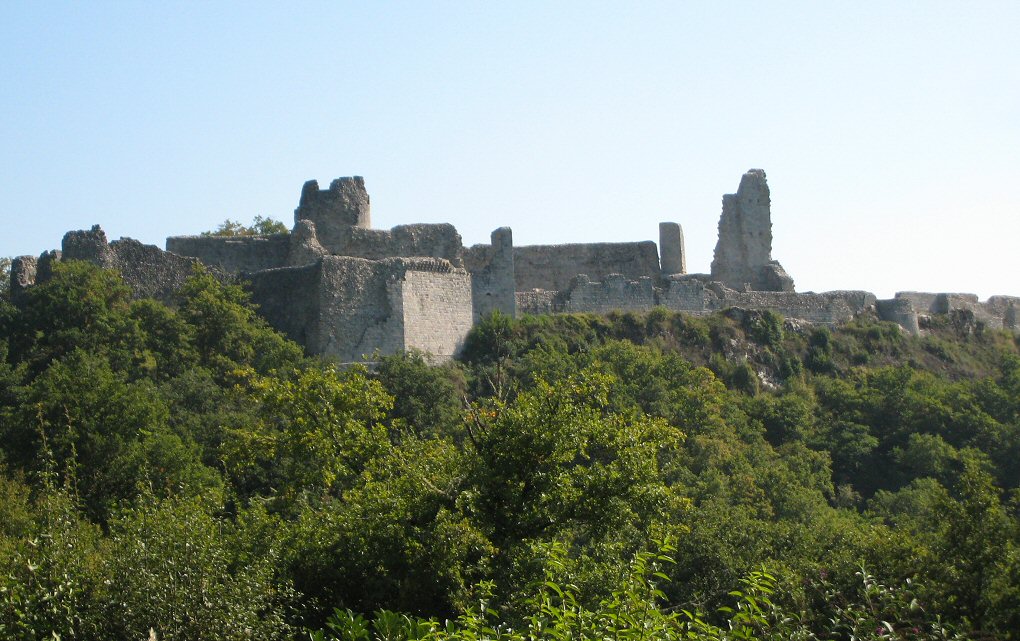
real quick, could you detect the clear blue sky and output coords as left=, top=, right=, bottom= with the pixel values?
left=2, top=1, right=1018, bottom=298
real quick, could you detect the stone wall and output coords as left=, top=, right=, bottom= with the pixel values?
left=251, top=256, right=473, bottom=364
left=658, top=276, right=713, bottom=312
left=57, top=226, right=203, bottom=303
left=313, top=256, right=406, bottom=362
left=876, top=298, right=920, bottom=335
left=986, top=296, right=1020, bottom=331
left=165, top=234, right=290, bottom=274
left=515, top=289, right=558, bottom=316
left=513, top=241, right=661, bottom=292
left=892, top=291, right=1020, bottom=331
left=711, top=289, right=875, bottom=324
left=106, top=238, right=205, bottom=302
left=561, top=274, right=658, bottom=314
left=659, top=222, right=686, bottom=275
left=328, top=224, right=464, bottom=265
left=400, top=269, right=474, bottom=360
left=463, top=227, right=516, bottom=321
left=525, top=272, right=874, bottom=326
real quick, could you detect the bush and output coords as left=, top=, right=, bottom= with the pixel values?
left=104, top=495, right=294, bottom=641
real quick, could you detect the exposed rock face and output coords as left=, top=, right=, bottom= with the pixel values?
left=710, top=169, right=795, bottom=292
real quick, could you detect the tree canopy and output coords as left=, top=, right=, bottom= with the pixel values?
left=1, top=260, right=1019, bottom=639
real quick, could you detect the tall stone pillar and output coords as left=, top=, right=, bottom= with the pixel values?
left=659, top=222, right=686, bottom=275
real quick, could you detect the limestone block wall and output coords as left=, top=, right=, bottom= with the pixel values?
left=562, top=275, right=658, bottom=314
left=165, top=234, right=290, bottom=274
left=296, top=256, right=473, bottom=363
left=513, top=241, right=661, bottom=292
left=400, top=270, right=474, bottom=360
left=659, top=278, right=711, bottom=313
left=986, top=296, right=1020, bottom=330
left=330, top=224, right=464, bottom=266
left=710, top=169, right=794, bottom=292
left=534, top=272, right=874, bottom=326
left=894, top=292, right=976, bottom=314
left=712, top=290, right=875, bottom=325
left=659, top=223, right=686, bottom=275
left=876, top=298, right=920, bottom=335
left=314, top=256, right=407, bottom=363
left=105, top=238, right=205, bottom=302
left=463, top=227, right=516, bottom=321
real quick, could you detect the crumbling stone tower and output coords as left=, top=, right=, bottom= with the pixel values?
left=295, top=176, right=372, bottom=253
left=710, top=169, right=794, bottom=292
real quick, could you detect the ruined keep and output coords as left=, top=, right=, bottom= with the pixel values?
left=710, top=169, right=795, bottom=292
left=11, top=170, right=1019, bottom=362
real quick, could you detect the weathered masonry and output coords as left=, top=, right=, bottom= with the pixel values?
left=11, top=170, right=1018, bottom=362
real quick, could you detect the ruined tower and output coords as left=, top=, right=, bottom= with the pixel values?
left=710, top=169, right=794, bottom=292
left=294, top=176, right=371, bottom=253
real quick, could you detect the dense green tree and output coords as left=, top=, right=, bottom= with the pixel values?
left=201, top=215, right=289, bottom=237
left=286, top=436, right=490, bottom=620
left=3, top=260, right=146, bottom=376
left=104, top=495, right=294, bottom=641
left=2, top=275, right=1019, bottom=639
left=375, top=351, right=465, bottom=440
left=176, top=267, right=303, bottom=377
left=4, top=349, right=221, bottom=521
left=223, top=364, right=392, bottom=505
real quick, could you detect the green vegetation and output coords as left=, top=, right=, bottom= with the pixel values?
left=0, top=256, right=10, bottom=299
left=202, top=215, right=290, bottom=236
left=2, top=261, right=1019, bottom=640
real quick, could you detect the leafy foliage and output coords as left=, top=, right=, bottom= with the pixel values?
left=202, top=215, right=290, bottom=236
left=1, top=268, right=1019, bottom=639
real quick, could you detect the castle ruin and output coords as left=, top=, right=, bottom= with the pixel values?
left=11, top=170, right=1019, bottom=361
